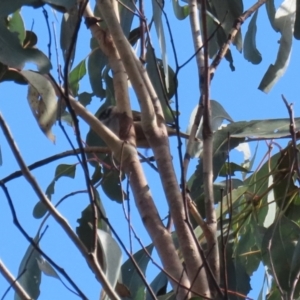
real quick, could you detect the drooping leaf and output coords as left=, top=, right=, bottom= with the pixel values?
left=261, top=216, right=300, bottom=293
left=76, top=190, right=109, bottom=270
left=258, top=0, right=296, bottom=93
left=146, top=271, right=168, bottom=300
left=289, top=237, right=300, bottom=292
left=36, top=257, right=59, bottom=279
left=20, top=70, right=57, bottom=142
left=87, top=46, right=107, bottom=98
left=229, top=118, right=300, bottom=139
left=60, top=5, right=79, bottom=66
left=221, top=241, right=251, bottom=299
left=244, top=10, right=262, bottom=65
left=294, top=0, right=300, bottom=39
left=265, top=0, right=277, bottom=31
left=7, top=9, right=26, bottom=44
left=234, top=217, right=261, bottom=276
left=46, top=163, right=76, bottom=197
left=188, top=123, right=245, bottom=201
left=172, top=0, right=189, bottom=20
left=68, top=58, right=86, bottom=96
left=121, top=244, right=154, bottom=300
left=101, top=166, right=125, bottom=203
left=14, top=236, right=41, bottom=300
left=97, top=229, right=122, bottom=295
left=152, top=0, right=169, bottom=90
left=273, top=144, right=300, bottom=223
left=146, top=47, right=175, bottom=123
left=210, top=0, right=243, bottom=52
left=0, top=22, right=51, bottom=73
left=33, top=164, right=76, bottom=218
left=119, top=0, right=137, bottom=37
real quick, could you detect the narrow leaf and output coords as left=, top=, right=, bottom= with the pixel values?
left=97, top=229, right=122, bottom=291
left=121, top=244, right=154, bottom=300
left=258, top=0, right=296, bottom=93
left=7, top=10, right=26, bottom=44
left=172, top=0, right=189, bottom=20
left=244, top=10, right=262, bottom=64
left=152, top=0, right=169, bottom=90
left=14, top=236, right=41, bottom=300
left=69, top=59, right=86, bottom=96
left=36, top=257, right=59, bottom=279
left=21, top=70, right=57, bottom=142
left=60, top=6, right=79, bottom=66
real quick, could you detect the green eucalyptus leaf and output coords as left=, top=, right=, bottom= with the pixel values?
left=69, top=58, right=86, bottom=96
left=121, top=244, right=154, bottom=300
left=259, top=0, right=296, bottom=93
left=152, top=0, right=169, bottom=91
left=7, top=9, right=26, bottom=44
left=146, top=271, right=168, bottom=300
left=78, top=92, right=93, bottom=107
left=76, top=190, right=109, bottom=270
left=97, top=229, right=122, bottom=293
left=20, top=70, right=57, bottom=142
left=60, top=6, right=79, bottom=66
left=261, top=216, right=300, bottom=292
left=294, top=0, right=300, bottom=39
left=14, top=236, right=41, bottom=300
left=119, top=0, right=136, bottom=37
left=172, top=0, right=189, bottom=20
left=88, top=47, right=107, bottom=98
left=0, top=0, right=42, bottom=17
left=146, top=47, right=174, bottom=123
left=244, top=10, right=262, bottom=65
left=101, top=167, right=125, bottom=203
left=33, top=164, right=76, bottom=218
left=0, top=22, right=51, bottom=73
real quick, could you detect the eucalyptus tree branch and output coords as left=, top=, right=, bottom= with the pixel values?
left=0, top=260, right=31, bottom=300
left=96, top=0, right=213, bottom=297
left=184, top=0, right=205, bottom=179
left=0, top=113, right=120, bottom=300
left=84, top=3, right=136, bottom=146
left=186, top=0, right=219, bottom=292
left=84, top=4, right=192, bottom=297
left=57, top=83, right=190, bottom=298
left=199, top=0, right=220, bottom=288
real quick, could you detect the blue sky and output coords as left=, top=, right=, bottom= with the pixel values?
left=1, top=0, right=300, bottom=299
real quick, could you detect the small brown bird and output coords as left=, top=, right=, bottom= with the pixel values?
left=98, top=106, right=195, bottom=148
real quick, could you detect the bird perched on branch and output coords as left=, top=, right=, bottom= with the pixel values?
left=98, top=106, right=196, bottom=148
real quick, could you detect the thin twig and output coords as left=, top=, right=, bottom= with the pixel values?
left=1, top=147, right=109, bottom=184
